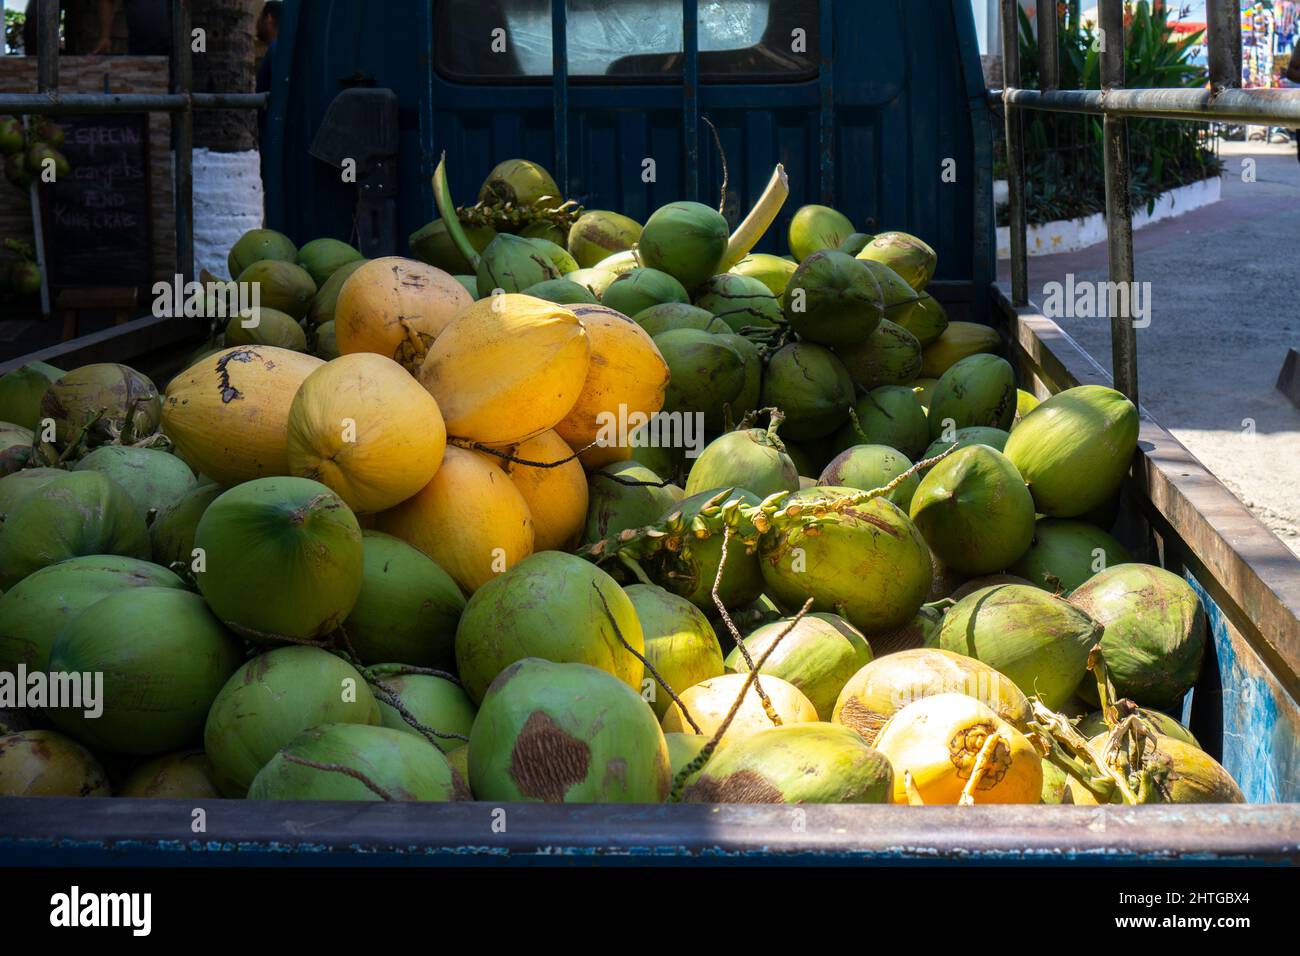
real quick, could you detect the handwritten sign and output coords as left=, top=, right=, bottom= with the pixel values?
left=46, top=114, right=152, bottom=289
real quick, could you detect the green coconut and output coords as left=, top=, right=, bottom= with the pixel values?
left=118, top=749, right=221, bottom=798
left=1008, top=518, right=1132, bottom=593
left=567, top=266, right=619, bottom=299
left=633, top=302, right=730, bottom=337
left=0, top=730, right=110, bottom=797
left=760, top=342, right=854, bottom=442
left=308, top=259, right=367, bottom=325
left=0, top=422, right=33, bottom=475
left=717, top=332, right=763, bottom=421
left=1003, top=385, right=1140, bottom=518
left=567, top=210, right=642, bottom=269
left=909, top=444, right=1036, bottom=575
left=0, top=555, right=184, bottom=674
left=628, top=429, right=685, bottom=486
left=1015, top=388, right=1041, bottom=426
left=759, top=487, right=932, bottom=634
left=648, top=488, right=765, bottom=611
left=468, top=658, right=671, bottom=802
left=831, top=385, right=930, bottom=461
left=601, top=268, right=690, bottom=318
left=0, top=471, right=150, bottom=590
left=665, top=732, right=709, bottom=790
left=445, top=743, right=470, bottom=785
left=39, top=363, right=161, bottom=448
left=835, top=318, right=923, bottom=390
left=583, top=460, right=680, bottom=544
left=520, top=219, right=567, bottom=246
left=314, top=320, right=341, bottom=359
left=343, top=531, right=465, bottom=669
left=895, top=292, right=948, bottom=347
left=149, top=482, right=223, bottom=570
left=248, top=723, right=465, bottom=802
left=1068, top=563, right=1206, bottom=711
left=523, top=237, right=579, bottom=275
left=236, top=259, right=317, bottom=319
left=726, top=612, right=873, bottom=720
left=837, top=232, right=875, bottom=256
left=228, top=228, right=297, bottom=278
left=1070, top=733, right=1242, bottom=805
left=454, top=551, right=645, bottom=703
left=866, top=603, right=945, bottom=657
left=295, top=238, right=363, bottom=288
left=684, top=427, right=799, bottom=500
left=832, top=647, right=1034, bottom=745
left=856, top=231, right=936, bottom=292
left=691, top=273, right=783, bottom=332
left=1076, top=708, right=1200, bottom=749
left=625, top=583, right=724, bottom=719
left=72, top=445, right=197, bottom=522
left=637, top=201, right=730, bottom=290
left=0, top=362, right=61, bottom=430
left=858, top=259, right=923, bottom=326
left=47, top=587, right=243, bottom=756
left=203, top=645, right=380, bottom=796
left=1041, top=760, right=1072, bottom=804
left=782, top=250, right=884, bottom=347
left=223, top=306, right=308, bottom=351
left=818, top=444, right=919, bottom=510
left=478, top=158, right=562, bottom=207
left=920, top=426, right=1011, bottom=467
left=655, top=328, right=750, bottom=433
left=522, top=277, right=599, bottom=305
left=934, top=583, right=1103, bottom=710
left=370, top=667, right=477, bottom=754
left=682, top=722, right=893, bottom=804
left=728, top=253, right=798, bottom=299
left=408, top=218, right=497, bottom=274
left=193, top=477, right=364, bottom=643
left=788, top=205, right=857, bottom=261
left=927, top=353, right=1017, bottom=439
left=475, top=233, right=560, bottom=297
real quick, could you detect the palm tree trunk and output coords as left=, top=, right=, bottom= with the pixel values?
left=191, top=0, right=258, bottom=152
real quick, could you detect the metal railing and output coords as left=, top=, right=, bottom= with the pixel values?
left=3, top=0, right=268, bottom=295
left=994, top=0, right=1299, bottom=407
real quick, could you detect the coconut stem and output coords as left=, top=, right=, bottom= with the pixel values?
left=433, top=152, right=482, bottom=271
left=280, top=753, right=395, bottom=801
left=958, top=730, right=1003, bottom=806
left=449, top=435, right=593, bottom=469
left=701, top=114, right=729, bottom=218
left=903, top=771, right=926, bottom=806
left=711, top=525, right=780, bottom=727
left=617, top=554, right=656, bottom=587
left=669, top=597, right=815, bottom=802
left=718, top=163, right=789, bottom=273
left=53, top=407, right=106, bottom=465
left=367, top=664, right=461, bottom=685
left=593, top=582, right=702, bottom=735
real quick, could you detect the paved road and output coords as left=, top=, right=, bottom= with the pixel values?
left=998, top=141, right=1300, bottom=556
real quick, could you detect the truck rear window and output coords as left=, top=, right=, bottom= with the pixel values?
left=433, top=0, right=821, bottom=83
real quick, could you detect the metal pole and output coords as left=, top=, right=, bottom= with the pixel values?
left=999, top=0, right=1027, bottom=306
left=32, top=0, right=60, bottom=318
left=817, top=0, right=835, bottom=205
left=0, top=92, right=268, bottom=114
left=551, top=0, right=569, bottom=198
left=683, top=0, right=699, bottom=202
left=1207, top=0, right=1243, bottom=93
left=1036, top=0, right=1059, bottom=91
left=992, top=87, right=1300, bottom=125
left=1099, top=0, right=1137, bottom=404
left=171, top=0, right=194, bottom=282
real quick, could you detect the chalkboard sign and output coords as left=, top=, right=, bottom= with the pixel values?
left=45, top=113, right=153, bottom=290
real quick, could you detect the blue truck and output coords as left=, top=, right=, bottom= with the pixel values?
left=1, top=0, right=1297, bottom=863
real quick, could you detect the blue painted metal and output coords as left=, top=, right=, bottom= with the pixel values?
left=551, top=0, right=569, bottom=197
left=683, top=0, right=699, bottom=203
left=817, top=0, right=835, bottom=204
left=1186, top=573, right=1300, bottom=804
left=262, top=0, right=991, bottom=289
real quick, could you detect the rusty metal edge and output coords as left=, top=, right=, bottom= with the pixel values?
left=993, top=283, right=1300, bottom=702
left=1, top=799, right=1297, bottom=864
left=0, top=314, right=206, bottom=380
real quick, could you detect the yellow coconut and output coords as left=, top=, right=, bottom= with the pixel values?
left=919, top=322, right=1002, bottom=378
left=334, top=256, right=472, bottom=371
left=417, top=294, right=590, bottom=445
left=376, top=445, right=534, bottom=593
left=161, top=346, right=324, bottom=487
left=553, top=303, right=670, bottom=469
left=661, top=673, right=818, bottom=741
left=286, top=353, right=447, bottom=514
left=500, top=429, right=588, bottom=552
left=873, top=693, right=1043, bottom=805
